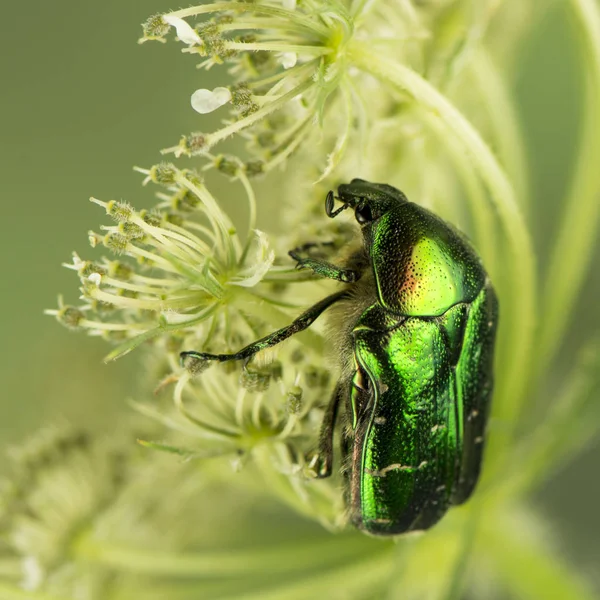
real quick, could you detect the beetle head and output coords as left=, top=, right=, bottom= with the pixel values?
left=326, top=179, right=408, bottom=225
left=326, top=179, right=486, bottom=317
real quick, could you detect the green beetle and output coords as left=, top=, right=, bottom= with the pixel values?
left=181, top=179, right=498, bottom=536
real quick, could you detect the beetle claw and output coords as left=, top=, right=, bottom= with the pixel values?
left=306, top=452, right=332, bottom=479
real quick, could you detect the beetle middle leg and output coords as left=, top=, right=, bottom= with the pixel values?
left=289, top=246, right=362, bottom=283
left=310, top=381, right=344, bottom=478
left=181, top=290, right=349, bottom=366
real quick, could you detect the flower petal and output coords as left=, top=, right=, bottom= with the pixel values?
left=281, top=52, right=297, bottom=69
left=191, top=87, right=232, bottom=114
left=232, top=230, right=275, bottom=288
left=163, top=15, right=202, bottom=46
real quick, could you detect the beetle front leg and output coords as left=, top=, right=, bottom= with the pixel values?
left=289, top=248, right=361, bottom=283
left=180, top=290, right=349, bottom=367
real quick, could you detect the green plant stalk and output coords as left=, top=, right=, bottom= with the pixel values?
left=0, top=583, right=68, bottom=600
left=536, top=0, right=600, bottom=379
left=481, top=512, right=597, bottom=600
left=217, top=552, right=394, bottom=600
left=73, top=531, right=387, bottom=577
left=347, top=41, right=537, bottom=463
left=470, top=49, right=531, bottom=211
left=417, top=106, right=498, bottom=279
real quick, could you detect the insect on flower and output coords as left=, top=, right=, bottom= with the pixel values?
left=181, top=179, right=498, bottom=536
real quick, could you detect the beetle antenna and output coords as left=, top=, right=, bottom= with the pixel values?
left=325, top=191, right=350, bottom=218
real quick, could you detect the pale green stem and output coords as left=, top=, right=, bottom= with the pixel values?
left=175, top=174, right=238, bottom=266
left=347, top=42, right=537, bottom=463
left=219, top=551, right=395, bottom=600
left=224, top=41, right=332, bottom=55
left=236, top=171, right=257, bottom=266
left=536, top=0, right=600, bottom=380
left=245, top=58, right=318, bottom=90
left=174, top=373, right=242, bottom=439
left=169, top=4, right=330, bottom=38
left=0, top=584, right=68, bottom=600
left=480, top=511, right=597, bottom=600
left=104, top=303, right=218, bottom=361
left=418, top=107, right=497, bottom=279
left=72, top=530, right=384, bottom=577
left=207, top=78, right=314, bottom=148
left=264, top=119, right=313, bottom=172
left=219, top=18, right=314, bottom=36
left=470, top=49, right=531, bottom=211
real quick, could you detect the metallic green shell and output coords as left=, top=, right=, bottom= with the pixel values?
left=335, top=180, right=498, bottom=536
left=345, top=283, right=497, bottom=535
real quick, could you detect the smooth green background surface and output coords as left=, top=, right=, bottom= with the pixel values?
left=0, top=0, right=598, bottom=587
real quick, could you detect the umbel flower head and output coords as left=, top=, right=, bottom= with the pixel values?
left=140, top=0, right=515, bottom=182
left=46, top=160, right=345, bottom=496
left=141, top=2, right=361, bottom=179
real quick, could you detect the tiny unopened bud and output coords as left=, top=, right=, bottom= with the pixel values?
left=119, top=221, right=145, bottom=240
left=304, top=365, right=330, bottom=389
left=88, top=231, right=102, bottom=248
left=90, top=299, right=115, bottom=313
left=177, top=133, right=208, bottom=156
left=165, top=212, right=184, bottom=226
left=244, top=160, right=265, bottom=178
left=141, top=14, right=170, bottom=40
left=103, top=232, right=129, bottom=254
left=286, top=386, right=303, bottom=415
left=106, top=201, right=133, bottom=223
left=108, top=261, right=133, bottom=280
left=240, top=364, right=271, bottom=393
left=181, top=353, right=211, bottom=376
left=172, top=190, right=200, bottom=212
left=57, top=306, right=85, bottom=329
left=231, top=83, right=252, bottom=106
left=79, top=261, right=106, bottom=279
left=102, top=330, right=128, bottom=342
left=140, top=210, right=163, bottom=228
left=255, top=131, right=275, bottom=148
left=117, top=288, right=138, bottom=300
left=148, top=163, right=178, bottom=185
left=215, top=155, right=241, bottom=177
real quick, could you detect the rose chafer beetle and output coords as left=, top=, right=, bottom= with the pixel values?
left=181, top=179, right=498, bottom=536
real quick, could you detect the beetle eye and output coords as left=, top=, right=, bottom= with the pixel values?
left=355, top=202, right=373, bottom=224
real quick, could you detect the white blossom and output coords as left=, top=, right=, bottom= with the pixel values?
left=163, top=15, right=202, bottom=46
left=191, top=87, right=232, bottom=114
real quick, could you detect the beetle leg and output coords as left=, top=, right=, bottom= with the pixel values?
left=289, top=248, right=361, bottom=283
left=181, top=290, right=349, bottom=366
left=311, top=381, right=344, bottom=478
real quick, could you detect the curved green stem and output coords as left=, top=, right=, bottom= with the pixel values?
left=470, top=49, right=531, bottom=212
left=536, top=0, right=600, bottom=380
left=0, top=584, right=69, bottom=600
left=73, top=531, right=385, bottom=577
left=347, top=42, right=537, bottom=466
left=418, top=107, right=498, bottom=280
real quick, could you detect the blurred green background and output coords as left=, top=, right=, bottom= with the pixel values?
left=1, top=0, right=598, bottom=591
